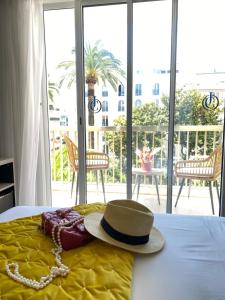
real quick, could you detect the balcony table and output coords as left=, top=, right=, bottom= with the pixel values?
left=132, top=168, right=165, bottom=203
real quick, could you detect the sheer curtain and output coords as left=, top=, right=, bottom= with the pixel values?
left=0, top=0, right=52, bottom=206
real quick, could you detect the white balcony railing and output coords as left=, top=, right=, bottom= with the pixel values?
left=50, top=125, right=223, bottom=185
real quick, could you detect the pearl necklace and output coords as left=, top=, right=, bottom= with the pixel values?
left=5, top=216, right=84, bottom=289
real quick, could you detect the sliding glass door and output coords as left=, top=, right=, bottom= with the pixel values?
left=76, top=0, right=224, bottom=216
left=132, top=0, right=172, bottom=213
left=44, top=7, right=79, bottom=207
left=44, top=0, right=225, bottom=216
left=82, top=4, right=127, bottom=203
left=172, top=0, right=225, bottom=216
left=76, top=0, right=176, bottom=212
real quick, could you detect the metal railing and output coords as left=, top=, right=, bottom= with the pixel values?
left=50, top=125, right=223, bottom=184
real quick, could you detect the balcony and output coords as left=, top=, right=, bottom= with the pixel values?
left=50, top=125, right=222, bottom=216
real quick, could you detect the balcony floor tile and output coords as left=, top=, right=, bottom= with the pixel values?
left=51, top=181, right=219, bottom=216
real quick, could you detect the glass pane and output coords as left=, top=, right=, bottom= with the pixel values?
left=83, top=4, right=127, bottom=203
left=173, top=0, right=225, bottom=216
left=132, top=1, right=172, bottom=213
left=44, top=9, right=78, bottom=207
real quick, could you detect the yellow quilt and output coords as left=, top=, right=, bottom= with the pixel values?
left=0, top=203, right=134, bottom=300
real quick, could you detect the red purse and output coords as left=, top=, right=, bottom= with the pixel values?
left=40, top=208, right=94, bottom=250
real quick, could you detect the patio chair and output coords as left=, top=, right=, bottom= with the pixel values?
left=64, top=135, right=109, bottom=204
left=174, top=144, right=222, bottom=214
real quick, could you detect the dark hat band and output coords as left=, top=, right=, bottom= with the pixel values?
left=101, top=217, right=149, bottom=245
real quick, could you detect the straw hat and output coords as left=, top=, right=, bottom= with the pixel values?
left=84, top=200, right=164, bottom=254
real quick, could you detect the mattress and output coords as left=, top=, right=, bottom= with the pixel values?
left=1, top=206, right=225, bottom=300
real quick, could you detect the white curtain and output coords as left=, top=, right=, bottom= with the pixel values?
left=0, top=0, right=52, bottom=206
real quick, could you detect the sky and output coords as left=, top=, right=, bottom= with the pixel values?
left=177, top=0, right=225, bottom=73
left=44, top=0, right=225, bottom=110
left=44, top=0, right=225, bottom=77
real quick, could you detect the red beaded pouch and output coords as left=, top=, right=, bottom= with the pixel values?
left=40, top=208, right=94, bottom=250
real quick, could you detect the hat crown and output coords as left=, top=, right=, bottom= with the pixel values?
left=103, top=200, right=154, bottom=237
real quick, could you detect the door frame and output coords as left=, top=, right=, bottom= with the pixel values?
left=75, top=0, right=178, bottom=212
left=44, top=0, right=225, bottom=216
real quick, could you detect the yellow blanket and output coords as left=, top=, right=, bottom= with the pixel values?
left=0, top=203, right=134, bottom=299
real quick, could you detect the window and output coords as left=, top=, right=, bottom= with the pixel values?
left=102, top=86, right=108, bottom=97
left=136, top=70, right=142, bottom=75
left=135, top=84, right=142, bottom=96
left=135, top=99, right=142, bottom=108
left=152, top=83, right=160, bottom=95
left=118, top=100, right=125, bottom=112
left=118, top=84, right=125, bottom=96
left=102, top=100, right=108, bottom=112
left=153, top=69, right=161, bottom=74
left=60, top=115, right=68, bottom=126
left=102, top=115, right=108, bottom=126
left=50, top=117, right=60, bottom=121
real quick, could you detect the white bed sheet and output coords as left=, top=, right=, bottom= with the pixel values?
left=1, top=206, right=225, bottom=300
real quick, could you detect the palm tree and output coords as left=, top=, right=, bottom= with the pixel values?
left=57, top=40, right=125, bottom=126
left=47, top=77, right=59, bottom=104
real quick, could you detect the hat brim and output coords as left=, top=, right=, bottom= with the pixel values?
left=84, top=212, right=164, bottom=254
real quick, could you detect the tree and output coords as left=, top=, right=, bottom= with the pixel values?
left=112, top=102, right=167, bottom=154
left=47, top=78, right=59, bottom=104
left=161, top=89, right=223, bottom=156
left=106, top=102, right=167, bottom=174
left=108, top=89, right=222, bottom=166
left=57, top=40, right=125, bottom=126
left=161, top=89, right=222, bottom=126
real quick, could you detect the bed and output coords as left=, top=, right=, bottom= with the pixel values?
left=1, top=206, right=225, bottom=299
